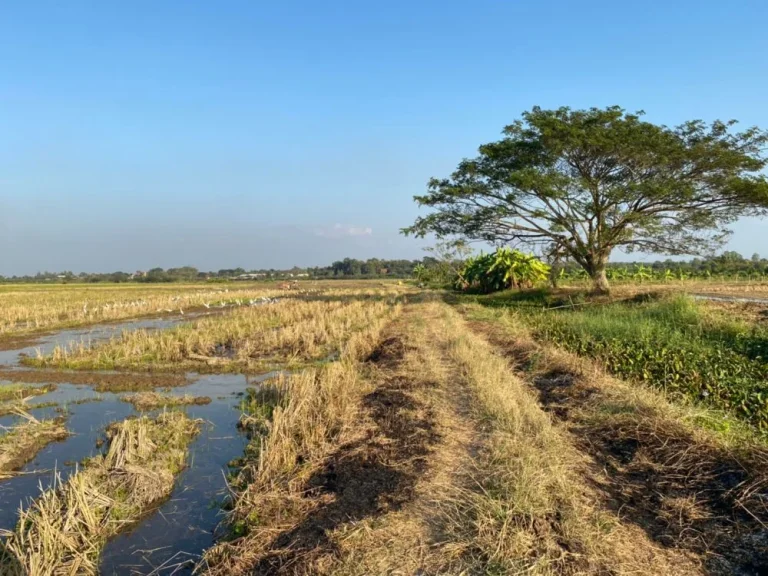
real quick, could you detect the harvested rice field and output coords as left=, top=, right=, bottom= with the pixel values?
left=1, top=280, right=768, bottom=575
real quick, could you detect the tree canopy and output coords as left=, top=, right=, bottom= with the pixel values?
left=403, top=106, right=768, bottom=292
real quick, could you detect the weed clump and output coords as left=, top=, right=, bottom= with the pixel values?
left=0, top=411, right=68, bottom=476
left=121, top=391, right=211, bottom=411
left=0, top=383, right=56, bottom=403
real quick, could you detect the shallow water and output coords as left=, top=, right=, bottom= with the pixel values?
left=0, top=315, right=199, bottom=367
left=0, top=371, right=275, bottom=572
left=0, top=385, right=133, bottom=532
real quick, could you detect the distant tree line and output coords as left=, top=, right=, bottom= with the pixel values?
left=0, top=258, right=424, bottom=283
left=3, top=252, right=768, bottom=284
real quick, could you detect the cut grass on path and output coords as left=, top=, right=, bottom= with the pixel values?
left=0, top=411, right=200, bottom=575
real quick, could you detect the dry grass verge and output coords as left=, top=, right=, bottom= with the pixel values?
left=121, top=391, right=212, bottom=411
left=0, top=411, right=200, bottom=575
left=418, top=303, right=697, bottom=575
left=459, top=301, right=768, bottom=574
left=0, top=411, right=68, bottom=478
left=198, top=301, right=399, bottom=574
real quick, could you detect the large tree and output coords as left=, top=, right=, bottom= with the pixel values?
left=403, top=106, right=768, bottom=292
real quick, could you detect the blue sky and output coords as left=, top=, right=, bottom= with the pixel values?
left=2, top=0, right=767, bottom=274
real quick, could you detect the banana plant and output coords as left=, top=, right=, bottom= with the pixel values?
left=633, top=264, right=652, bottom=283
left=457, top=247, right=550, bottom=293
left=412, top=264, right=427, bottom=282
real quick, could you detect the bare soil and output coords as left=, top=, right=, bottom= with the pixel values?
left=0, top=335, right=46, bottom=352
left=0, top=368, right=189, bottom=391
left=249, top=336, right=440, bottom=574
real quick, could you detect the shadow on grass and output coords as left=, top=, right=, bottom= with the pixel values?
left=247, top=336, right=439, bottom=575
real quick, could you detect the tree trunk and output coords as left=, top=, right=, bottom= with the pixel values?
left=549, top=266, right=559, bottom=288
left=549, top=256, right=561, bottom=289
left=591, top=266, right=610, bottom=294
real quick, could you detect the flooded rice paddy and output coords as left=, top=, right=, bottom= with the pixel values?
left=0, top=312, right=208, bottom=367
left=0, top=317, right=277, bottom=573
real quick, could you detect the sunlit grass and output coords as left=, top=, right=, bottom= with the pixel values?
left=28, top=289, right=404, bottom=372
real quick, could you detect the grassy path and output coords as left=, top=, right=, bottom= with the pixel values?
left=202, top=297, right=730, bottom=574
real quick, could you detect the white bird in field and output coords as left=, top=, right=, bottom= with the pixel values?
left=203, top=302, right=210, bottom=309
left=179, top=308, right=184, bottom=315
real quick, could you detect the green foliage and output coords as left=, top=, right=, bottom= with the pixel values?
left=554, top=251, right=768, bottom=284
left=458, top=248, right=550, bottom=293
left=404, top=105, right=768, bottom=292
left=511, top=295, right=768, bottom=429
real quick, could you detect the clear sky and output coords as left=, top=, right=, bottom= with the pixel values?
left=2, top=0, right=767, bottom=275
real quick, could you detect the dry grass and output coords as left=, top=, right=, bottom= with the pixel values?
left=429, top=303, right=705, bottom=575
left=0, top=283, right=287, bottom=337
left=560, top=279, right=768, bottom=298
left=0, top=384, right=57, bottom=417
left=198, top=300, right=397, bottom=574
left=0, top=280, right=407, bottom=339
left=0, top=411, right=68, bottom=478
left=28, top=288, right=404, bottom=372
left=121, top=391, right=212, bottom=411
left=0, top=383, right=56, bottom=402
left=192, top=295, right=711, bottom=574
left=0, top=411, right=200, bottom=575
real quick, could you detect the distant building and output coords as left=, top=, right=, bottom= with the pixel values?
left=130, top=270, right=147, bottom=279
left=236, top=273, right=266, bottom=280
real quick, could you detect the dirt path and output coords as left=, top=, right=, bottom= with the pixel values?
left=243, top=302, right=483, bottom=575
left=203, top=297, right=745, bottom=574
left=463, top=311, right=768, bottom=575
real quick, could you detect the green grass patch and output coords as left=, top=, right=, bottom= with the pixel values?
left=468, top=290, right=768, bottom=430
